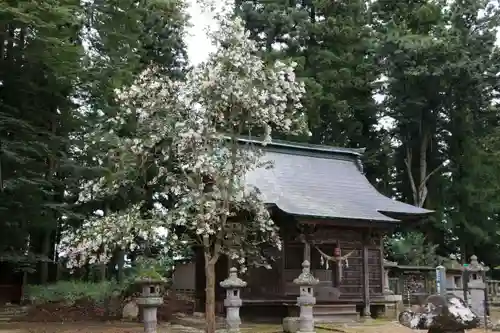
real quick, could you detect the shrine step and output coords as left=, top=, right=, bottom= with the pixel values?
left=314, top=304, right=357, bottom=314
left=0, top=305, right=28, bottom=322
left=314, top=304, right=360, bottom=323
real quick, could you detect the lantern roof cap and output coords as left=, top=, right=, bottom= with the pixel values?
left=220, top=267, right=247, bottom=289
left=293, top=260, right=319, bottom=286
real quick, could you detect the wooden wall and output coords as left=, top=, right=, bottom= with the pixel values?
left=192, top=218, right=386, bottom=307
left=239, top=223, right=384, bottom=302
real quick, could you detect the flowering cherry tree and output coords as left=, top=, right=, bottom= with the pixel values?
left=60, top=14, right=308, bottom=333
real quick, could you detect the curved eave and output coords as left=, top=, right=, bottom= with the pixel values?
left=268, top=203, right=432, bottom=224
left=267, top=203, right=401, bottom=222
left=379, top=209, right=434, bottom=223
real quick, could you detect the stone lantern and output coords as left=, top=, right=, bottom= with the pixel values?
left=293, top=260, right=319, bottom=333
left=220, top=267, right=247, bottom=333
left=463, top=255, right=489, bottom=327
left=135, top=274, right=166, bottom=333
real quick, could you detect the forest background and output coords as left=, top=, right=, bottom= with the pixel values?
left=1, top=0, right=500, bottom=286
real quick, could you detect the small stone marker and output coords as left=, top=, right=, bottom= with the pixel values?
left=293, top=260, right=319, bottom=333
left=135, top=276, right=166, bottom=333
left=122, top=299, right=139, bottom=320
left=435, top=265, right=447, bottom=296
left=220, top=267, right=247, bottom=333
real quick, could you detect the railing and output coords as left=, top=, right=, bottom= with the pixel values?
left=487, top=280, right=500, bottom=303
left=388, top=277, right=400, bottom=294
left=170, top=288, right=195, bottom=301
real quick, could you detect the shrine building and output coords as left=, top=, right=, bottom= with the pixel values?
left=187, top=138, right=432, bottom=320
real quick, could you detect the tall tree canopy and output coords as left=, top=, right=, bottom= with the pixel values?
left=0, top=0, right=189, bottom=282
left=3, top=0, right=500, bottom=287
left=238, top=0, right=500, bottom=265
left=235, top=0, right=390, bottom=187
left=372, top=0, right=500, bottom=262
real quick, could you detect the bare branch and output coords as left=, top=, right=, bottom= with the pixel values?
left=404, top=147, right=418, bottom=206
left=421, top=162, right=445, bottom=185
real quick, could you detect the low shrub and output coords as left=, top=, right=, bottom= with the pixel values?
left=23, top=280, right=128, bottom=305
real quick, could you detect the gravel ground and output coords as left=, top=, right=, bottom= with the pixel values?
left=0, top=321, right=488, bottom=333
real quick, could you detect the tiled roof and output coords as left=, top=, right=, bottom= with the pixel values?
left=242, top=138, right=433, bottom=222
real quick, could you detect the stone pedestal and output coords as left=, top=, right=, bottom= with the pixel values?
left=220, top=267, right=247, bottom=333
left=135, top=277, right=166, bottom=333
left=293, top=261, right=319, bottom=333
left=383, top=294, right=403, bottom=320
left=283, top=317, right=300, bottom=333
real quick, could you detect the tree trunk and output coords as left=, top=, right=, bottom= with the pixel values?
left=116, top=249, right=125, bottom=283
left=99, top=263, right=106, bottom=281
left=205, top=257, right=216, bottom=333
left=40, top=231, right=51, bottom=284
left=56, top=261, right=62, bottom=282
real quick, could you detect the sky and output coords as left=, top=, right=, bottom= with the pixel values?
left=185, top=0, right=217, bottom=65
left=183, top=1, right=498, bottom=132
left=183, top=1, right=392, bottom=129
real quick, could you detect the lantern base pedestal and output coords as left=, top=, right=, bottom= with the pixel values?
left=142, top=307, right=158, bottom=333
left=137, top=298, right=163, bottom=333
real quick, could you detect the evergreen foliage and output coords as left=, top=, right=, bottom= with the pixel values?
left=2, top=0, right=500, bottom=292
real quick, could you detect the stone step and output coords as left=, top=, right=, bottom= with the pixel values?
left=314, top=304, right=357, bottom=314
left=0, top=311, right=28, bottom=316
left=0, top=310, right=28, bottom=314
left=315, top=311, right=360, bottom=323
left=0, top=314, right=28, bottom=319
left=0, top=315, right=27, bottom=322
left=0, top=306, right=28, bottom=321
left=313, top=304, right=360, bottom=323
left=0, top=310, right=28, bottom=315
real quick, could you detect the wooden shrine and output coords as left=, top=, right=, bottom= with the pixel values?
left=193, top=139, right=432, bottom=319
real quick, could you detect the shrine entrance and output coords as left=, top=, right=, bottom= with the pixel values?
left=312, top=243, right=341, bottom=302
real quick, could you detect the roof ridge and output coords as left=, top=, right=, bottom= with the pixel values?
left=237, top=137, right=366, bottom=157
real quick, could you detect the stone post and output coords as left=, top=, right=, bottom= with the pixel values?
left=293, top=260, right=319, bottom=333
left=383, top=259, right=398, bottom=295
left=383, top=269, right=392, bottom=295
left=220, top=267, right=247, bottom=333
left=435, top=265, right=447, bottom=296
left=135, top=277, right=165, bottom=333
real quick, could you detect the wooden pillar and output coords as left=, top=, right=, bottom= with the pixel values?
left=304, top=240, right=311, bottom=263
left=362, top=231, right=371, bottom=317
left=379, top=235, right=385, bottom=292
left=281, top=239, right=286, bottom=295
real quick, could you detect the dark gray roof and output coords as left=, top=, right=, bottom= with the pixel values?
left=242, top=138, right=433, bottom=222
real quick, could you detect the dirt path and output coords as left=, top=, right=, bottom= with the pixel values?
left=0, top=321, right=488, bottom=333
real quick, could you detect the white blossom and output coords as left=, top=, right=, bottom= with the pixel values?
left=60, top=14, right=308, bottom=271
